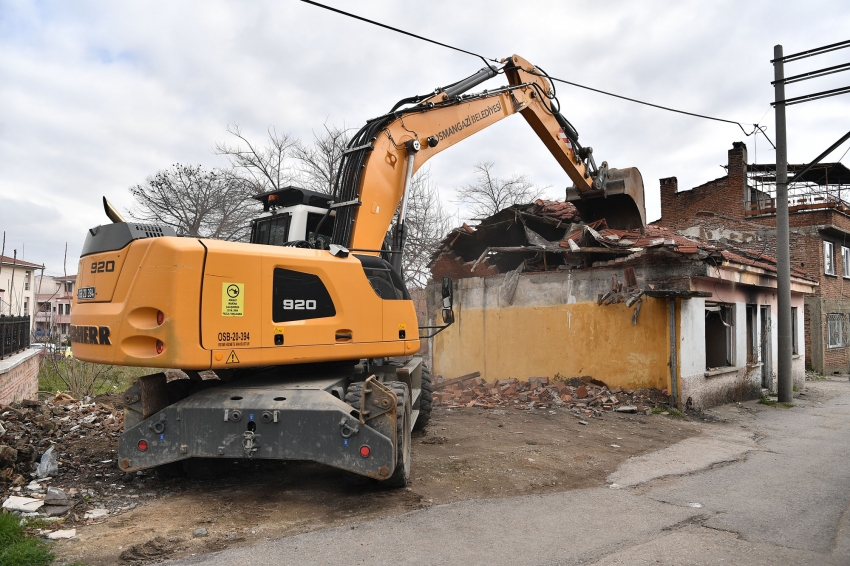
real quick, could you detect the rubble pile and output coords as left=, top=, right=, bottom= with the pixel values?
left=0, top=393, right=158, bottom=533
left=0, top=393, right=123, bottom=487
left=433, top=375, right=670, bottom=417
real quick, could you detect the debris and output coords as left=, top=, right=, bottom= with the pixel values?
left=193, top=527, right=209, bottom=537
left=431, top=374, right=671, bottom=418
left=578, top=421, right=588, bottom=426
left=36, top=446, right=58, bottom=478
left=0, top=444, right=18, bottom=467
left=433, top=371, right=482, bottom=391
left=45, top=486, right=67, bottom=503
left=47, top=528, right=76, bottom=539
left=84, top=508, right=109, bottom=520
left=3, top=495, right=44, bottom=512
left=43, top=504, right=72, bottom=517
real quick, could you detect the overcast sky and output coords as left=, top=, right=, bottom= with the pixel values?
left=1, top=0, right=848, bottom=274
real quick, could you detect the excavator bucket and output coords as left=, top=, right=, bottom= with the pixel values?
left=565, top=167, right=646, bottom=233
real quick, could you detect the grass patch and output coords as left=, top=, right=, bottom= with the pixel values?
left=38, top=360, right=152, bottom=398
left=0, top=512, right=53, bottom=566
left=759, top=395, right=794, bottom=408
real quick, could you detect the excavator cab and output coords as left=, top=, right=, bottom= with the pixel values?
left=250, top=187, right=336, bottom=247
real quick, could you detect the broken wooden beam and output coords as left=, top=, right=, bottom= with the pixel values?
left=433, top=371, right=482, bottom=391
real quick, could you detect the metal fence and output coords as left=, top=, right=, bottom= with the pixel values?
left=0, top=315, right=31, bottom=360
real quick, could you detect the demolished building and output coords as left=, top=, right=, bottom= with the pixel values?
left=426, top=200, right=817, bottom=410
left=660, top=141, right=850, bottom=375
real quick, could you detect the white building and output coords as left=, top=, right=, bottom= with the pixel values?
left=34, top=274, right=77, bottom=343
left=0, top=254, right=45, bottom=331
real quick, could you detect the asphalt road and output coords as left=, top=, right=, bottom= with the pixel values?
left=167, top=379, right=850, bottom=566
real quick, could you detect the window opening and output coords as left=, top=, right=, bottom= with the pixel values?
left=705, top=303, right=734, bottom=369
left=746, top=305, right=757, bottom=363
left=824, top=241, right=835, bottom=275
left=827, top=313, right=847, bottom=349
left=843, top=247, right=850, bottom=278
left=791, top=306, right=799, bottom=355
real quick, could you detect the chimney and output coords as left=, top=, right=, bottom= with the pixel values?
left=728, top=142, right=748, bottom=215
left=659, top=176, right=678, bottom=221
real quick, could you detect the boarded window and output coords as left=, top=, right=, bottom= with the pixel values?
left=706, top=303, right=734, bottom=369
left=824, top=241, right=835, bottom=275
left=827, top=313, right=847, bottom=349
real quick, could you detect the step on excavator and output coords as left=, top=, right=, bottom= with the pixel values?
left=70, top=54, right=646, bottom=486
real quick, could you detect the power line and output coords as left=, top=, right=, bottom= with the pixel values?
left=300, top=0, right=774, bottom=147
left=298, top=0, right=499, bottom=67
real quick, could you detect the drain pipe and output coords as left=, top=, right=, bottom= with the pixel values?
left=669, top=298, right=679, bottom=410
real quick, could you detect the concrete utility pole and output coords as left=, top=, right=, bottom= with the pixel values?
left=772, top=38, right=850, bottom=400
left=773, top=45, right=793, bottom=404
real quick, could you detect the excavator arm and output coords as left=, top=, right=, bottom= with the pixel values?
left=331, top=54, right=646, bottom=257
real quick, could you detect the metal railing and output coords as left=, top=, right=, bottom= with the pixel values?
left=0, top=315, right=31, bottom=360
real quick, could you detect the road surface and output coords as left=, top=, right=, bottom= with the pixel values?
left=167, top=379, right=850, bottom=566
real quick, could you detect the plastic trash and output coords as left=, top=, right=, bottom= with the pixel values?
left=36, top=446, right=58, bottom=478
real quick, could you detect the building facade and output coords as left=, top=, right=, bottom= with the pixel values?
left=34, top=274, right=77, bottom=343
left=427, top=203, right=816, bottom=409
left=0, top=254, right=44, bottom=332
left=659, top=141, right=850, bottom=374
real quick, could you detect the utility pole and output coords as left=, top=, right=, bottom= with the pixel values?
left=773, top=45, right=792, bottom=403
left=771, top=39, right=850, bottom=402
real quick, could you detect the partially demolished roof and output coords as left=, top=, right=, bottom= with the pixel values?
left=429, top=200, right=811, bottom=282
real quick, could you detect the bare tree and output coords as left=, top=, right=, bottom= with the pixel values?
left=291, top=122, right=351, bottom=195
left=130, top=164, right=257, bottom=241
left=402, top=168, right=451, bottom=289
left=455, top=161, right=547, bottom=219
left=44, top=353, right=118, bottom=399
left=214, top=124, right=297, bottom=194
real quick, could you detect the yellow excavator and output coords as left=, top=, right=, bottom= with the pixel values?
left=70, top=54, right=645, bottom=485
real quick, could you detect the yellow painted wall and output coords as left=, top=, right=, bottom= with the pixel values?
left=433, top=297, right=671, bottom=391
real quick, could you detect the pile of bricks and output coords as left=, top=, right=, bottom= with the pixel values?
left=432, top=375, right=669, bottom=417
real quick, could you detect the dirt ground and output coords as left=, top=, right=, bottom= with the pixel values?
left=50, top=403, right=706, bottom=565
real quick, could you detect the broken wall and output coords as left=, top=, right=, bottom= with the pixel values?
left=427, top=268, right=673, bottom=392
left=678, top=281, right=807, bottom=409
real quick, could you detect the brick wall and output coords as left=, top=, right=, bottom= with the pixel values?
left=430, top=251, right=500, bottom=280
left=0, top=349, right=39, bottom=404
left=659, top=142, right=748, bottom=228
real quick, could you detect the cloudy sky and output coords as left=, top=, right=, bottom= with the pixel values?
left=1, top=0, right=848, bottom=274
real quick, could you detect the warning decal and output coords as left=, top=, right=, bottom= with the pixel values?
left=222, top=283, right=244, bottom=317
left=226, top=350, right=240, bottom=364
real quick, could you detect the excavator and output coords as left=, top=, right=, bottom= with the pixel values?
left=70, top=54, right=646, bottom=486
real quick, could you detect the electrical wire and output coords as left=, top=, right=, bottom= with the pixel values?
left=300, top=0, right=773, bottom=145
left=299, top=0, right=498, bottom=69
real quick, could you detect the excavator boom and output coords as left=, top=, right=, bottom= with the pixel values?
left=331, top=54, right=646, bottom=257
